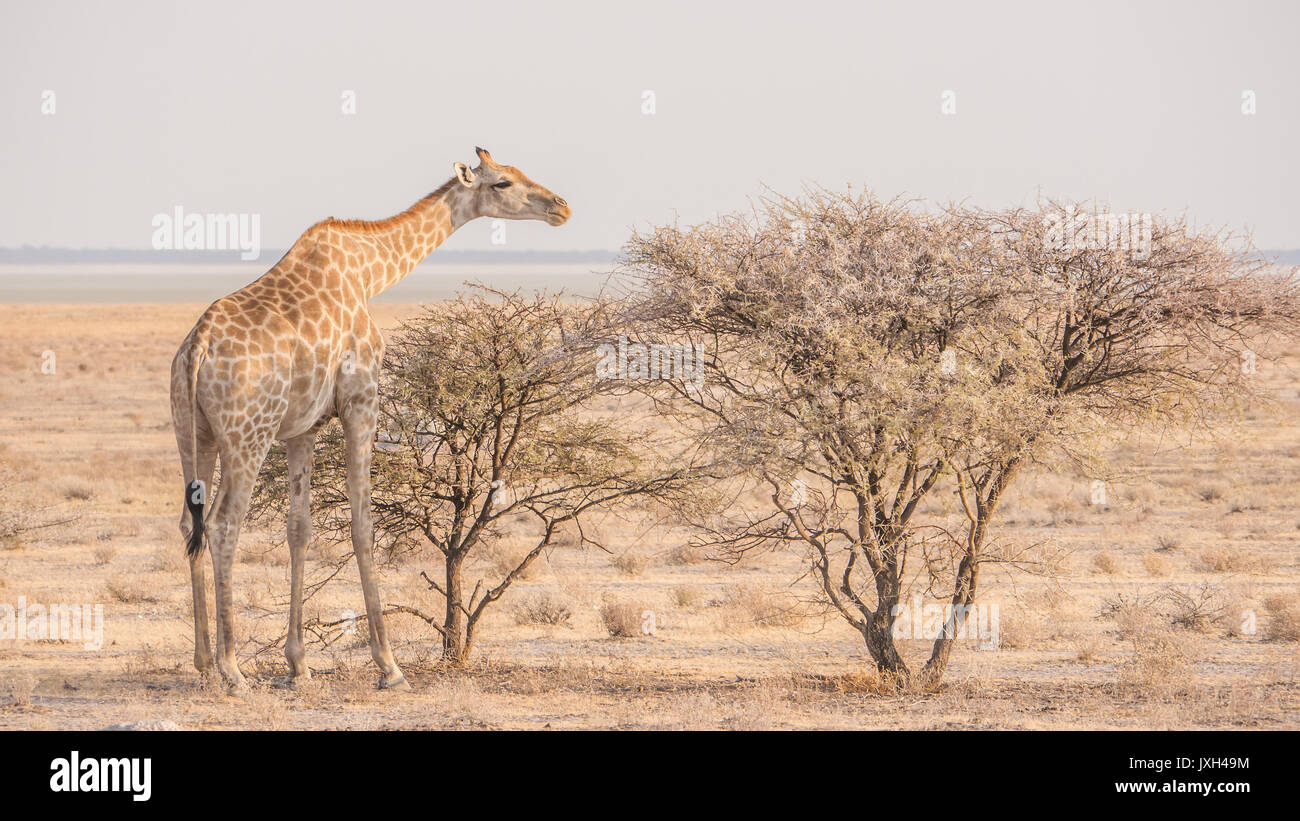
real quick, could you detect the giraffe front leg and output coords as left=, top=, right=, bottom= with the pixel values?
left=341, top=402, right=409, bottom=692
left=284, top=433, right=316, bottom=682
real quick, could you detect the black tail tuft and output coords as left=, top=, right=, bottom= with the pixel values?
left=185, top=479, right=206, bottom=558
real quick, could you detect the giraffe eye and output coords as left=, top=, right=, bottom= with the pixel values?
left=492, top=180, right=512, bottom=189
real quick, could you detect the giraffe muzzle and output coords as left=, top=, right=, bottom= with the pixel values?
left=545, top=197, right=571, bottom=225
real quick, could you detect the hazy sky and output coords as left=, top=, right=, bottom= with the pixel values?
left=2, top=0, right=1298, bottom=254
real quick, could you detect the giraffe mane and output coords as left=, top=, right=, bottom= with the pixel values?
left=320, top=177, right=460, bottom=233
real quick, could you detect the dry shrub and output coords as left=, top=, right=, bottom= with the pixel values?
left=240, top=539, right=286, bottom=566
left=484, top=541, right=544, bottom=582
left=827, top=669, right=895, bottom=695
left=1124, top=633, right=1187, bottom=690
left=1119, top=628, right=1188, bottom=690
left=241, top=687, right=289, bottom=731
left=93, top=544, right=117, bottom=566
left=600, top=600, right=649, bottom=637
left=2, top=674, right=36, bottom=707
left=722, top=585, right=806, bottom=628
left=1142, top=553, right=1167, bottom=577
left=58, top=477, right=94, bottom=502
left=1154, top=533, right=1181, bottom=552
left=673, top=585, right=704, bottom=609
left=610, top=551, right=648, bottom=577
left=1074, top=636, right=1102, bottom=663
left=121, top=644, right=159, bottom=680
left=1264, top=595, right=1300, bottom=642
left=1196, top=547, right=1257, bottom=573
left=1198, top=483, right=1227, bottom=503
left=1091, top=550, right=1119, bottom=575
left=511, top=590, right=573, bottom=626
left=1161, top=582, right=1231, bottom=632
left=994, top=607, right=1040, bottom=649
left=1047, top=494, right=1083, bottom=525
left=105, top=576, right=160, bottom=604
left=666, top=543, right=707, bottom=566
left=1101, top=591, right=1189, bottom=690
left=149, top=543, right=186, bottom=573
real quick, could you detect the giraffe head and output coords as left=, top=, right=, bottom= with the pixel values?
left=453, top=147, right=571, bottom=226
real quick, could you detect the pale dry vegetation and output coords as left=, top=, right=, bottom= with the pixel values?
left=0, top=285, right=1298, bottom=728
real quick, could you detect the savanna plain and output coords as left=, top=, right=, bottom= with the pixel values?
left=1, top=302, right=1297, bottom=730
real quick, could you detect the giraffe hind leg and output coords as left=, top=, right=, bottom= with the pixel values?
left=207, top=433, right=275, bottom=692
left=179, top=437, right=218, bottom=677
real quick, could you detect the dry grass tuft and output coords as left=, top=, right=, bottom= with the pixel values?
left=826, top=669, right=895, bottom=695
left=1141, top=552, right=1167, bottom=576
left=105, top=576, right=161, bottom=604
left=2, top=675, right=36, bottom=707
left=673, top=585, right=704, bottom=608
left=1091, top=550, right=1119, bottom=575
left=1264, top=595, right=1300, bottom=642
left=1196, top=547, right=1261, bottom=573
left=599, top=600, right=650, bottom=637
left=610, top=551, right=648, bottom=577
left=721, top=584, right=806, bottom=628
left=666, top=543, right=708, bottom=566
left=510, top=591, right=573, bottom=626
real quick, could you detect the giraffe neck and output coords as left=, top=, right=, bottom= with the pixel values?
left=351, top=178, right=479, bottom=299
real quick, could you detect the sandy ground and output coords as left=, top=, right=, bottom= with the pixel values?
left=0, top=303, right=1297, bottom=730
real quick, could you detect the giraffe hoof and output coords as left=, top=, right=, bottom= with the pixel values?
left=378, top=672, right=411, bottom=692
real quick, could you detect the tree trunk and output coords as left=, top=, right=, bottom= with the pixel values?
left=919, top=551, right=979, bottom=688
left=442, top=550, right=469, bottom=665
left=864, top=563, right=911, bottom=680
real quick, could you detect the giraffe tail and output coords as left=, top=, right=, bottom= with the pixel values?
left=184, top=322, right=211, bottom=558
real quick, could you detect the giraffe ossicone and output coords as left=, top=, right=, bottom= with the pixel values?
left=169, top=148, right=571, bottom=691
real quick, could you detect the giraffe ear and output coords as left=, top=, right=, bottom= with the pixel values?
left=453, top=162, right=476, bottom=187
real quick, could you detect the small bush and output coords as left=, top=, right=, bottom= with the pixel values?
left=1161, top=582, right=1230, bottom=632
left=1154, top=534, right=1181, bottom=552
left=92, top=544, right=117, bottom=566
left=60, top=479, right=94, bottom=502
left=1091, top=550, right=1118, bottom=575
left=723, top=585, right=805, bottom=628
left=1196, top=547, right=1255, bottom=573
left=827, top=669, right=894, bottom=695
left=673, top=585, right=704, bottom=608
left=1198, top=483, right=1227, bottom=503
left=611, top=551, right=648, bottom=577
left=1074, top=636, right=1101, bottom=663
left=600, top=601, right=649, bottom=637
left=3, top=675, right=36, bottom=707
left=666, top=543, right=707, bottom=566
left=1141, top=553, right=1167, bottom=577
left=1120, top=629, right=1188, bottom=689
left=105, top=577, right=160, bottom=604
left=511, top=591, right=573, bottom=626
left=1263, top=595, right=1300, bottom=642
left=149, top=544, right=186, bottom=573
left=484, top=542, right=543, bottom=582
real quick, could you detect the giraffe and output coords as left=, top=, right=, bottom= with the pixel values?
left=169, top=147, right=570, bottom=691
